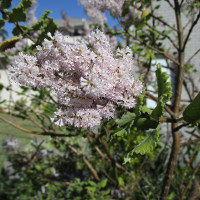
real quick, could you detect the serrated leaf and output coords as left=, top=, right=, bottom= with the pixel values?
left=0, top=0, right=12, bottom=9
left=99, top=179, right=107, bottom=188
left=151, top=64, right=172, bottom=120
left=0, top=19, right=5, bottom=29
left=7, top=0, right=33, bottom=22
left=140, top=106, right=152, bottom=115
left=135, top=118, right=158, bottom=130
left=12, top=25, right=29, bottom=36
left=183, top=92, right=200, bottom=123
left=134, top=75, right=146, bottom=116
left=111, top=128, right=127, bottom=140
left=30, top=10, right=51, bottom=31
left=128, top=129, right=159, bottom=155
left=35, top=17, right=57, bottom=45
left=117, top=112, right=136, bottom=127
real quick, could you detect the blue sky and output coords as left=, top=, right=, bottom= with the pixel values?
left=4, top=0, right=116, bottom=38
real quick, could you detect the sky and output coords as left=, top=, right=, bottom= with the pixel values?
left=4, top=0, right=116, bottom=38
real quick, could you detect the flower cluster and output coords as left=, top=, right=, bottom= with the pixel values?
left=79, top=0, right=126, bottom=29
left=80, top=0, right=107, bottom=29
left=86, top=0, right=126, bottom=17
left=9, top=30, right=142, bottom=128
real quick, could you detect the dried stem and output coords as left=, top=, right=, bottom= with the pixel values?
left=58, top=138, right=100, bottom=181
left=0, top=115, right=79, bottom=137
left=181, top=138, right=200, bottom=146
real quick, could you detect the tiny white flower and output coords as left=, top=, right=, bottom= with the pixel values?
left=55, top=118, right=64, bottom=127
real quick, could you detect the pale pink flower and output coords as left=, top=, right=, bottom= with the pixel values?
left=10, top=30, right=142, bottom=128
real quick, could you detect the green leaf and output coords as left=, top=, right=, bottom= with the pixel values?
left=0, top=83, right=4, bottom=90
left=35, top=17, right=57, bottom=45
left=128, top=129, right=159, bottom=155
left=88, top=180, right=96, bottom=186
left=30, top=10, right=51, bottom=31
left=140, top=106, right=152, bottom=115
left=0, top=0, right=12, bottom=9
left=35, top=164, right=41, bottom=170
left=183, top=92, right=200, bottom=123
left=117, top=112, right=136, bottom=127
left=7, top=0, right=33, bottom=22
left=111, top=128, right=127, bottom=140
left=0, top=19, right=5, bottom=29
left=99, top=179, right=107, bottom=188
left=151, top=64, right=172, bottom=120
left=0, top=99, right=6, bottom=104
left=135, top=118, right=158, bottom=130
left=118, top=177, right=125, bottom=186
left=86, top=186, right=96, bottom=192
left=123, top=156, right=131, bottom=164
left=134, top=75, right=146, bottom=116
left=101, top=189, right=110, bottom=196
left=154, top=5, right=160, bottom=9
left=12, top=25, right=29, bottom=36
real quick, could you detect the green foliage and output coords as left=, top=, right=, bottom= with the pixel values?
left=183, top=92, right=200, bottom=124
left=118, top=177, right=125, bottom=186
left=130, top=129, right=159, bottom=155
left=0, top=0, right=12, bottom=9
left=0, top=83, right=4, bottom=90
left=0, top=37, right=20, bottom=52
left=124, top=129, right=159, bottom=164
left=6, top=0, right=33, bottom=22
left=135, top=117, right=158, bottom=130
left=29, top=10, right=52, bottom=31
left=35, top=17, right=57, bottom=45
left=111, top=128, right=127, bottom=139
left=117, top=112, right=136, bottom=127
left=0, top=19, right=5, bottom=29
left=0, top=0, right=200, bottom=199
left=12, top=10, right=57, bottom=46
left=151, top=64, right=172, bottom=120
left=12, top=25, right=29, bottom=36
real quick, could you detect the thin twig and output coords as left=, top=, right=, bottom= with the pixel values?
left=181, top=138, right=200, bottom=146
left=146, top=23, right=178, bottom=49
left=179, top=146, right=197, bottom=189
left=173, top=122, right=190, bottom=132
left=58, top=138, right=100, bottom=181
left=150, top=13, right=177, bottom=32
left=183, top=10, right=200, bottom=50
left=183, top=80, right=193, bottom=101
left=181, top=161, right=200, bottom=198
left=186, top=48, right=200, bottom=64
left=0, top=115, right=79, bottom=137
left=164, top=0, right=175, bottom=9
